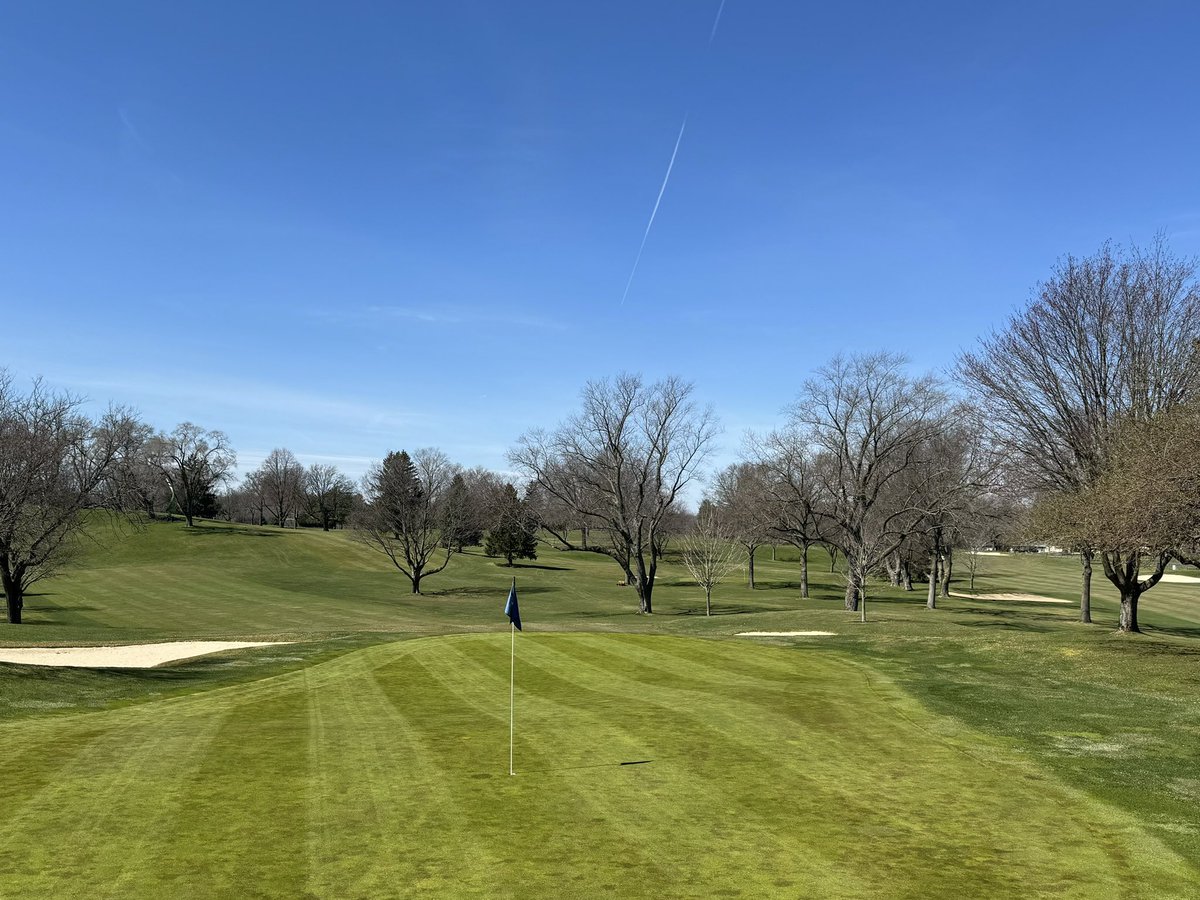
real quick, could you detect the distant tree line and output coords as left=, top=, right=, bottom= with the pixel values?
left=2, top=236, right=1197, bottom=629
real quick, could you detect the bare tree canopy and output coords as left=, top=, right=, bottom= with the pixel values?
left=789, top=352, right=950, bottom=613
left=747, top=429, right=824, bottom=599
left=960, top=236, right=1200, bottom=623
left=353, top=448, right=457, bottom=595
left=1034, top=404, right=1200, bottom=632
left=0, top=373, right=143, bottom=624
left=149, top=423, right=236, bottom=527
left=712, top=462, right=774, bottom=590
left=305, top=463, right=357, bottom=531
left=255, top=448, right=306, bottom=526
left=680, top=510, right=742, bottom=616
left=510, top=373, right=718, bottom=613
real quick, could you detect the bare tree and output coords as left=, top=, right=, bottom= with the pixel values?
left=751, top=429, right=824, bottom=599
left=150, top=423, right=236, bottom=527
left=713, top=462, right=774, bottom=589
left=790, top=353, right=949, bottom=612
left=510, top=374, right=718, bottom=613
left=958, top=237, right=1200, bottom=622
left=353, top=448, right=456, bottom=594
left=680, top=511, right=742, bottom=616
left=255, top=448, right=306, bottom=526
left=0, top=374, right=142, bottom=623
left=1034, top=404, right=1200, bottom=632
left=305, top=463, right=357, bottom=531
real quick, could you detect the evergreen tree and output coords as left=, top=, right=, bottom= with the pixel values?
left=442, top=473, right=481, bottom=551
left=484, top=484, right=538, bottom=566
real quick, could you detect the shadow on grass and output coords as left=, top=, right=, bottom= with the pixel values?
left=428, top=584, right=558, bottom=598
left=500, top=563, right=572, bottom=571
left=481, top=759, right=654, bottom=777
left=949, top=608, right=1058, bottom=633
left=184, top=526, right=285, bottom=538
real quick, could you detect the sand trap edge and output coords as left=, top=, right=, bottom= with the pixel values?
left=736, top=631, right=837, bottom=637
left=0, top=641, right=292, bottom=669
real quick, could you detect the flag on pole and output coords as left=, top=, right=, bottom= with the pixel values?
left=504, top=577, right=522, bottom=631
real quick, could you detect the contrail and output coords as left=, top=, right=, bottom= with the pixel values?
left=709, top=0, right=726, bottom=44
left=620, top=116, right=687, bottom=306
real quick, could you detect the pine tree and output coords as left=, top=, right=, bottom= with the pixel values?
left=484, top=484, right=538, bottom=566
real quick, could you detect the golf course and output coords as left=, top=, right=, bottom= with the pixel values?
left=1, top=520, right=1199, bottom=898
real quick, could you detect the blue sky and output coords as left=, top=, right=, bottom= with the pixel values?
left=3, top=1, right=1199, bottom=487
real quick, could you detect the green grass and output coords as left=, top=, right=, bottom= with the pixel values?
left=2, top=519, right=1200, bottom=896
left=0, top=633, right=1193, bottom=898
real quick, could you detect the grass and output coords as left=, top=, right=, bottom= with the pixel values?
left=2, top=519, right=1200, bottom=896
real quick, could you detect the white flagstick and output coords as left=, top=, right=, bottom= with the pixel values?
left=509, top=621, right=515, bottom=776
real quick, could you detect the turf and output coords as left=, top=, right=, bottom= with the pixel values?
left=0, top=633, right=1192, bottom=899
left=2, top=519, right=1200, bottom=896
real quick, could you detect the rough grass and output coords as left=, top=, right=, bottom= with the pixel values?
left=1, top=520, right=1199, bottom=896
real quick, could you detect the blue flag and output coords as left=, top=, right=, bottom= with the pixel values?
left=504, top=578, right=522, bottom=631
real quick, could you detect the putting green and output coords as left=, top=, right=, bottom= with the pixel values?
left=0, top=634, right=1190, bottom=898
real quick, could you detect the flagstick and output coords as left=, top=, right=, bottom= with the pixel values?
left=509, top=621, right=515, bottom=776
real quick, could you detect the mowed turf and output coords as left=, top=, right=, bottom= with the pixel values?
left=3, top=519, right=1200, bottom=896
left=0, top=632, right=1192, bottom=899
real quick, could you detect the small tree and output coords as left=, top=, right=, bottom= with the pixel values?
left=484, top=484, right=538, bottom=566
left=680, top=512, right=742, bottom=616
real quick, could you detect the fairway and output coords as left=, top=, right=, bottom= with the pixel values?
left=0, top=632, right=1192, bottom=898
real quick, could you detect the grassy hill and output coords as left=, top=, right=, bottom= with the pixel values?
left=1, top=519, right=1199, bottom=896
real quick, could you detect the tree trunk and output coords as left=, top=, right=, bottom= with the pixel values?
left=747, top=546, right=756, bottom=590
left=771, top=545, right=776, bottom=562
left=829, top=546, right=839, bottom=573
left=705, top=586, right=712, bottom=617
left=844, top=578, right=860, bottom=611
left=886, top=553, right=900, bottom=587
left=1080, top=549, right=1093, bottom=624
left=1, top=567, right=23, bottom=625
left=1118, top=589, right=1140, bottom=633
left=901, top=562, right=913, bottom=591
left=799, top=542, right=810, bottom=600
left=940, top=548, right=953, bottom=598
left=927, top=545, right=939, bottom=609
left=635, top=556, right=653, bottom=614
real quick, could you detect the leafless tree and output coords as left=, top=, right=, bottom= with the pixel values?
left=149, top=423, right=236, bottom=527
left=790, top=352, right=950, bottom=612
left=510, top=374, right=718, bottom=613
left=305, top=463, right=357, bottom=530
left=680, top=511, right=742, bottom=616
left=1034, top=404, right=1200, bottom=632
left=958, top=237, right=1200, bottom=622
left=712, top=462, right=774, bottom=589
left=352, top=448, right=457, bottom=594
left=254, top=448, right=306, bottom=526
left=0, top=374, right=143, bottom=623
left=750, top=429, right=824, bottom=599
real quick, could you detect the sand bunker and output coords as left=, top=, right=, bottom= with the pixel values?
left=736, top=631, right=837, bottom=637
left=1160, top=573, right=1200, bottom=584
left=0, top=641, right=289, bottom=669
left=953, top=592, right=1071, bottom=605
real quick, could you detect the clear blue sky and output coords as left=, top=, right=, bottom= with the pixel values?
left=4, top=1, right=1199, bottom=485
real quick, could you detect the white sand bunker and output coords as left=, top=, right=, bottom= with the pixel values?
left=1160, top=573, right=1200, bottom=584
left=953, top=592, right=1071, bottom=605
left=737, top=631, right=837, bottom=637
left=0, top=641, right=289, bottom=669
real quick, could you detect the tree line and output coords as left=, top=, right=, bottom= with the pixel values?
left=1, top=236, right=1197, bottom=630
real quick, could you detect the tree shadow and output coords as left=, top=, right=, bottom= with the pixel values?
left=183, top=526, right=285, bottom=538
left=493, top=562, right=572, bottom=571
